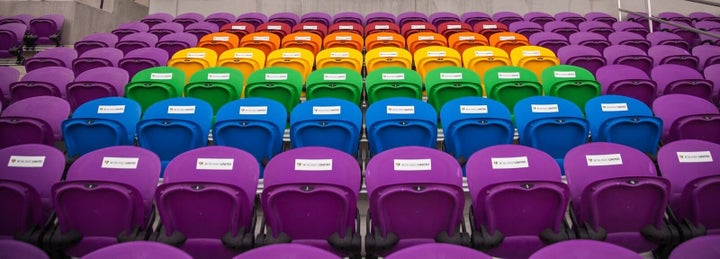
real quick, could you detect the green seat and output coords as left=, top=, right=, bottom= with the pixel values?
left=305, top=67, right=363, bottom=105
left=184, top=67, right=244, bottom=114
left=541, top=65, right=601, bottom=111
left=425, top=66, right=483, bottom=112
left=125, top=66, right=186, bottom=112
left=244, top=67, right=304, bottom=113
left=483, top=66, right=543, bottom=113
left=365, top=67, right=423, bottom=105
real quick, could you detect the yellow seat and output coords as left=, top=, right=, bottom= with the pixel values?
left=217, top=47, right=266, bottom=85
left=198, top=32, right=239, bottom=56
left=462, top=46, right=511, bottom=83
left=323, top=32, right=364, bottom=52
left=315, top=47, right=363, bottom=73
left=364, top=32, right=406, bottom=51
left=406, top=32, right=448, bottom=55
left=281, top=31, right=323, bottom=55
left=489, top=32, right=530, bottom=55
left=448, top=32, right=488, bottom=55
left=510, top=46, right=560, bottom=81
left=167, top=47, right=218, bottom=83
left=239, top=32, right=281, bottom=56
left=413, top=46, right=461, bottom=80
left=266, top=47, right=315, bottom=81
left=365, top=46, right=413, bottom=74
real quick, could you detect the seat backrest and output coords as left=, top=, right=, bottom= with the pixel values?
left=424, top=66, right=483, bottom=111
left=24, top=47, right=77, bottom=72
left=281, top=31, right=323, bottom=55
left=406, top=32, right=448, bottom=55
left=256, top=21, right=291, bottom=38
left=612, top=21, right=649, bottom=37
left=595, top=64, right=656, bottom=107
left=528, top=32, right=569, bottom=53
left=482, top=66, right=542, bottom=112
left=2, top=95, right=70, bottom=142
left=243, top=67, right=304, bottom=112
left=524, top=11, right=555, bottom=26
left=437, top=21, right=472, bottom=38
left=125, top=66, right=187, bottom=112
left=173, top=12, right=204, bottom=28
left=305, top=67, right=363, bottom=105
left=268, top=12, right=299, bottom=28
left=648, top=45, right=698, bottom=68
left=365, top=67, right=423, bottom=105
left=401, top=21, right=437, bottom=38
left=647, top=31, right=689, bottom=50
left=365, top=12, right=396, bottom=25
left=118, top=47, right=169, bottom=78
left=141, top=12, right=173, bottom=27
left=217, top=47, right=266, bottom=81
left=291, top=21, right=328, bottom=38
left=652, top=94, right=720, bottom=144
left=0, top=66, right=19, bottom=105
left=0, top=239, right=50, bottom=259
left=301, top=12, right=332, bottom=27
left=447, top=32, right=488, bottom=54
left=608, top=31, right=650, bottom=52
left=461, top=12, right=492, bottom=26
left=398, top=11, right=429, bottom=27
left=148, top=22, right=185, bottom=38
left=156, top=32, right=198, bottom=57
left=693, top=45, right=720, bottom=71
left=9, top=66, right=73, bottom=102
left=73, top=32, right=118, bottom=56
left=82, top=241, right=193, bottom=259
left=543, top=21, right=579, bottom=39
left=323, top=31, right=364, bottom=52
left=364, top=32, right=406, bottom=51
left=557, top=45, right=606, bottom=74
left=385, top=243, right=492, bottom=259
left=529, top=240, right=642, bottom=259
left=584, top=95, right=661, bottom=155
left=266, top=47, right=314, bottom=81
left=651, top=64, right=712, bottom=99
left=290, top=98, right=362, bottom=155
left=205, top=12, right=236, bottom=28
left=184, top=22, right=220, bottom=40
left=540, top=64, right=600, bottom=109
left=365, top=97, right=438, bottom=155
left=219, top=22, right=256, bottom=39
left=602, top=44, right=652, bottom=74
left=327, top=22, right=363, bottom=36
left=184, top=66, right=244, bottom=113
left=198, top=32, right=240, bottom=56
left=66, top=67, right=129, bottom=110
left=568, top=31, right=610, bottom=54
left=461, top=46, right=511, bottom=82
left=509, top=45, right=560, bottom=80
left=71, top=47, right=124, bottom=76
left=115, top=32, right=159, bottom=55
left=168, top=47, right=218, bottom=83
left=315, top=47, right=363, bottom=73
left=554, top=12, right=586, bottom=26
left=237, top=12, right=268, bottom=28
left=364, top=46, right=413, bottom=74
left=233, top=243, right=341, bottom=259
left=112, top=21, right=149, bottom=40
left=489, top=32, right=530, bottom=54
left=332, top=12, right=364, bottom=25
left=412, top=46, right=460, bottom=80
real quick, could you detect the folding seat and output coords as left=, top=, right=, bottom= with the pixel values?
left=365, top=12, right=396, bottom=25
left=557, top=45, right=606, bottom=74
left=554, top=12, right=586, bottom=26
left=510, top=46, right=561, bottom=80
left=289, top=98, right=361, bottom=155
left=301, top=12, right=332, bottom=27
left=62, top=97, right=140, bottom=158
left=386, top=243, right=492, bottom=259
left=364, top=146, right=464, bottom=256
left=529, top=240, right=642, bottom=259
left=398, top=11, right=429, bottom=27
left=541, top=65, right=601, bottom=110
left=596, top=65, right=656, bottom=107
left=612, top=21, right=650, bottom=37
left=184, top=22, right=220, bottom=40
left=155, top=32, right=198, bottom=57
left=137, top=97, right=213, bottom=169
left=111, top=21, right=149, bottom=40
left=0, top=239, right=52, bottom=259
left=0, top=144, right=64, bottom=241
left=689, top=12, right=720, bottom=24
left=440, top=97, right=513, bottom=167
left=0, top=67, right=19, bottom=106
left=544, top=21, right=579, bottom=39
left=659, top=12, right=692, bottom=25
left=66, top=67, right=129, bottom=110
left=0, top=23, right=27, bottom=64
left=236, top=12, right=268, bottom=28
left=652, top=94, right=720, bottom=144
left=448, top=32, right=488, bottom=54
left=268, top=12, right=300, bottom=28
left=173, top=12, right=204, bottom=28
left=141, top=12, right=173, bottom=28
left=569, top=32, right=611, bottom=53
left=657, top=139, right=720, bottom=237
left=647, top=31, right=690, bottom=51
left=365, top=21, right=401, bottom=36
left=509, top=21, right=544, bottom=38
left=74, top=32, right=118, bottom=56
left=704, top=64, right=720, bottom=103
left=220, top=22, right=256, bottom=39
left=578, top=21, right=614, bottom=38
left=198, top=32, right=240, bottom=56
left=603, top=46, right=652, bottom=76
left=648, top=45, right=699, bottom=69
left=564, top=142, right=673, bottom=253
left=461, top=11, right=492, bottom=27
left=323, top=32, right=364, bottom=52
left=483, top=66, right=542, bottom=112
left=365, top=67, right=423, bottom=104
left=217, top=47, right=266, bottom=82
left=71, top=47, right=123, bottom=76
left=430, top=12, right=461, bottom=27
left=585, top=12, right=618, bottom=26
left=694, top=21, right=720, bottom=32
left=413, top=46, right=461, bottom=80
left=305, top=67, right=363, bottom=105
left=184, top=67, right=243, bottom=113
left=365, top=46, right=412, bottom=74
left=266, top=47, right=315, bottom=81
left=608, top=31, right=651, bottom=52
left=327, top=22, right=363, bottom=36
left=698, top=33, right=720, bottom=46
left=281, top=32, right=323, bottom=55
left=651, top=64, right=712, bottom=99
left=48, top=145, right=161, bottom=257
left=24, top=14, right=63, bottom=47
left=489, top=32, right=530, bottom=54
left=167, top=47, right=218, bottom=82
left=204, top=12, right=236, bottom=28
left=23, top=47, right=76, bottom=72
left=154, top=146, right=259, bottom=258
left=239, top=32, right=281, bottom=56
left=529, top=32, right=571, bottom=53
left=473, top=21, right=509, bottom=39
left=492, top=11, right=524, bottom=27
left=424, top=66, right=483, bottom=111
left=660, top=23, right=698, bottom=46
left=1, top=96, right=69, bottom=147
left=9, top=66, right=73, bottom=102
left=585, top=95, right=662, bottom=154
left=524, top=12, right=555, bottom=27
left=234, top=243, right=342, bottom=259
left=332, top=12, right=364, bottom=25
left=366, top=98, right=437, bottom=155
left=115, top=32, right=158, bottom=55
left=124, top=66, right=186, bottom=111
left=292, top=21, right=328, bottom=38
left=148, top=22, right=184, bottom=39
left=243, top=67, right=304, bottom=112
left=670, top=236, right=720, bottom=259
left=401, top=21, right=437, bottom=38
left=693, top=45, right=720, bottom=70
left=118, top=47, right=169, bottom=78
left=315, top=47, right=363, bottom=73
left=437, top=21, right=473, bottom=38
left=256, top=22, right=292, bottom=39
left=83, top=241, right=193, bottom=259
left=0, top=14, right=32, bottom=25
left=364, top=32, right=406, bottom=51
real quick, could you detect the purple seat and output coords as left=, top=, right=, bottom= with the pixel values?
left=529, top=240, right=642, bottom=259
left=118, top=47, right=168, bottom=78
left=603, top=45, right=653, bottom=75
left=397, top=11, right=428, bottom=27
left=509, top=21, right=544, bottom=38
left=569, top=31, right=611, bottom=53
left=693, top=45, right=720, bottom=70
left=653, top=94, right=720, bottom=144
left=529, top=32, right=570, bottom=53
left=332, top=12, right=363, bottom=26
left=698, top=33, right=720, bottom=45
left=205, top=12, right=236, bottom=28
left=612, top=21, right=650, bottom=37
left=9, top=66, right=73, bottom=101
left=236, top=12, right=268, bottom=28
left=596, top=65, right=657, bottom=107
left=694, top=21, right=720, bottom=32
left=73, top=32, right=118, bottom=56
left=564, top=142, right=671, bottom=253
left=524, top=12, right=555, bottom=27
left=627, top=12, right=658, bottom=31
left=670, top=235, right=720, bottom=259
left=23, top=47, right=76, bottom=72
left=66, top=67, right=129, bottom=110
left=0, top=66, right=19, bottom=106
left=72, top=47, right=124, bottom=76
left=704, top=64, right=720, bottom=103
left=608, top=31, right=651, bottom=52
left=156, top=146, right=259, bottom=259
left=461, top=12, right=492, bottom=27
left=260, top=146, right=361, bottom=256
left=1, top=96, right=70, bottom=145
left=544, top=21, right=579, bottom=39
left=27, top=14, right=64, bottom=46
left=658, top=12, right=692, bottom=26
left=156, top=32, right=198, bottom=57
left=115, top=32, right=158, bottom=55
left=690, top=12, right=720, bottom=24
left=429, top=12, right=460, bottom=27
left=173, top=12, right=204, bottom=28
left=111, top=21, right=149, bottom=40
left=651, top=64, right=711, bottom=99
left=647, top=31, right=690, bottom=51
left=148, top=22, right=184, bottom=38
left=365, top=146, right=464, bottom=256
left=585, top=12, right=618, bottom=26
left=386, top=243, right=492, bottom=259
left=50, top=145, right=161, bottom=257
left=578, top=21, right=614, bottom=38
left=301, top=12, right=332, bottom=27
left=0, top=14, right=33, bottom=25
left=184, top=21, right=219, bottom=40
left=83, top=241, right=193, bottom=259
left=365, top=12, right=396, bottom=25
left=557, top=45, right=606, bottom=74
left=269, top=12, right=300, bottom=28
left=233, top=244, right=341, bottom=259
left=0, top=144, right=64, bottom=239
left=0, top=239, right=49, bottom=259
left=648, top=45, right=699, bottom=68
left=658, top=139, right=720, bottom=236
left=465, top=144, right=570, bottom=259
left=0, top=23, right=27, bottom=61
left=493, top=11, right=524, bottom=27
left=660, top=23, right=698, bottom=46
left=141, top=12, right=174, bottom=28
left=555, top=12, right=586, bottom=26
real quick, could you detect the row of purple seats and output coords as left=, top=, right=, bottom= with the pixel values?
left=113, top=20, right=219, bottom=41
left=76, top=31, right=197, bottom=57
left=0, top=22, right=27, bottom=64
left=24, top=46, right=167, bottom=77
left=0, top=13, right=64, bottom=48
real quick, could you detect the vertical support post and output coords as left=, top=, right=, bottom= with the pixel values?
left=617, top=0, right=623, bottom=21
left=646, top=0, right=654, bottom=32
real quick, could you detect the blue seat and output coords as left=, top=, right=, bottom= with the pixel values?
left=440, top=96, right=513, bottom=171
left=290, top=98, right=362, bottom=155
left=212, top=97, right=286, bottom=177
left=137, top=97, right=213, bottom=172
left=585, top=95, right=662, bottom=155
left=62, top=97, right=141, bottom=159
left=366, top=97, right=437, bottom=155
left=514, top=96, right=589, bottom=168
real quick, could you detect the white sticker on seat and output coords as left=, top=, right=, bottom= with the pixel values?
left=239, top=106, right=268, bottom=115
left=522, top=50, right=541, bottom=56
left=8, top=155, right=45, bottom=168
left=447, top=24, right=462, bottom=29
left=459, top=36, right=476, bottom=41
left=168, top=105, right=196, bottom=114
left=331, top=52, right=350, bottom=58
left=294, top=36, right=311, bottom=41
left=335, top=36, right=352, bottom=41
left=460, top=105, right=488, bottom=114
left=303, top=25, right=318, bottom=30
left=339, top=25, right=354, bottom=30
left=186, top=52, right=206, bottom=58
left=427, top=51, right=446, bottom=57
left=98, top=105, right=126, bottom=114
left=212, top=36, right=229, bottom=41
left=267, top=25, right=282, bottom=30
left=196, top=158, right=234, bottom=170
left=491, top=156, right=529, bottom=169
left=482, top=24, right=497, bottom=29
left=377, top=36, right=394, bottom=41
left=382, top=73, right=405, bottom=80
left=497, top=72, right=520, bottom=79
left=418, top=36, right=435, bottom=41
left=253, top=36, right=270, bottom=41
left=375, top=25, right=390, bottom=30
left=553, top=71, right=576, bottom=78
left=231, top=25, right=246, bottom=30
left=474, top=50, right=494, bottom=57
left=585, top=154, right=623, bottom=166
left=282, top=52, right=301, bottom=58
left=530, top=104, right=559, bottom=113
left=499, top=35, right=516, bottom=41
left=265, top=73, right=288, bottom=80
left=101, top=157, right=139, bottom=169
left=295, top=159, right=333, bottom=171
left=393, top=159, right=432, bottom=171
left=411, top=24, right=426, bottom=29
left=386, top=105, right=415, bottom=114
left=600, top=103, right=629, bottom=112
left=234, top=52, right=253, bottom=58
left=312, top=106, right=342, bottom=115
left=677, top=151, right=713, bottom=163
left=150, top=73, right=173, bottom=80
left=323, top=73, right=346, bottom=80
left=379, top=51, right=398, bottom=57
left=207, top=73, right=230, bottom=80
left=440, top=73, right=463, bottom=80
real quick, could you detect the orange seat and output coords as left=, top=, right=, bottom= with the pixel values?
left=281, top=32, right=323, bottom=55
left=489, top=32, right=530, bottom=55
left=239, top=32, right=281, bottom=56
left=406, top=32, right=448, bottom=55
left=365, top=32, right=406, bottom=51
left=448, top=32, right=489, bottom=55
left=198, top=32, right=239, bottom=56
left=323, top=32, right=364, bottom=52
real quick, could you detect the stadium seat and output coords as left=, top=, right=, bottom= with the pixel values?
left=462, top=46, right=511, bottom=83
left=595, top=65, right=657, bottom=107
left=528, top=32, right=570, bottom=53
left=323, top=32, right=364, bottom=52
left=327, top=22, right=363, bottom=36
left=365, top=47, right=413, bottom=74
left=483, top=66, right=543, bottom=113
left=585, top=12, right=617, bottom=26
left=198, top=32, right=240, bottom=56
left=413, top=46, right=461, bottom=80
left=447, top=32, right=488, bottom=54
left=9, top=66, right=73, bottom=102
left=73, top=32, right=118, bottom=56
left=268, top=12, right=299, bottom=28
left=568, top=32, right=611, bottom=53
left=148, top=22, right=184, bottom=38
left=71, top=47, right=123, bottom=76
left=205, top=12, right=236, bottom=28
left=543, top=21, right=579, bottom=39
left=529, top=240, right=642, bottom=259
left=184, top=21, right=220, bottom=40
left=141, top=13, right=173, bottom=28
left=115, top=32, right=158, bottom=55
left=647, top=31, right=689, bottom=51
left=461, top=11, right=492, bottom=27
left=509, top=21, right=544, bottom=38
left=301, top=12, right=332, bottom=27
left=473, top=21, right=509, bottom=39
left=578, top=21, right=615, bottom=38
left=602, top=45, right=652, bottom=75
left=332, top=12, right=364, bottom=25
left=365, top=97, right=437, bottom=155
left=365, top=12, right=396, bottom=25
left=173, top=12, right=204, bottom=28
left=83, top=241, right=192, bottom=259
left=219, top=22, right=255, bottom=39
left=669, top=236, right=720, bottom=259
left=156, top=32, right=198, bottom=57
left=585, top=95, right=662, bottom=155
left=217, top=47, right=266, bottom=83
left=437, top=21, right=473, bottom=38
left=401, top=21, right=437, bottom=38
left=386, top=243, right=492, bottom=259
left=398, top=11, right=428, bottom=27
left=256, top=22, right=291, bottom=38
left=184, top=66, right=244, bottom=114
left=66, top=67, right=129, bottom=110
left=236, top=12, right=267, bottom=28
left=651, top=64, right=712, bottom=99
left=0, top=239, right=50, bottom=259
left=124, top=66, right=186, bottom=111
left=305, top=67, right=363, bottom=105
left=23, top=47, right=76, bottom=72
left=608, top=31, right=651, bottom=52
left=0, top=67, right=19, bottom=106
left=424, top=66, right=483, bottom=111
left=652, top=94, right=720, bottom=145
left=554, top=12, right=585, bottom=26
left=364, top=32, right=406, bottom=51
left=524, top=11, right=555, bottom=27
left=406, top=32, right=448, bottom=55
left=315, top=47, right=363, bottom=73
left=239, top=32, right=281, bottom=56
left=281, top=31, right=323, bottom=55
left=111, top=21, right=149, bottom=40
left=0, top=96, right=69, bottom=146
left=648, top=45, right=699, bottom=69
left=365, top=21, right=401, bottom=36
left=693, top=45, right=720, bottom=70
left=168, top=47, right=218, bottom=82
left=365, top=67, right=423, bottom=105
left=557, top=45, right=606, bottom=75
left=612, top=21, right=649, bottom=37
left=292, top=21, right=328, bottom=38
left=510, top=45, right=560, bottom=81
left=541, top=64, right=601, bottom=110
left=118, top=47, right=169, bottom=78
left=234, top=243, right=341, bottom=259
left=266, top=47, right=314, bottom=81
left=290, top=98, right=362, bottom=155
left=493, top=11, right=524, bottom=27
left=243, top=67, right=304, bottom=112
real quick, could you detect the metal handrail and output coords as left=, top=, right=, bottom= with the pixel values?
left=618, top=8, right=720, bottom=39
left=685, top=0, right=720, bottom=7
